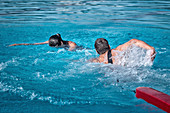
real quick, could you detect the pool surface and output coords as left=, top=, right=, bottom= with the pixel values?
left=0, top=0, right=170, bottom=113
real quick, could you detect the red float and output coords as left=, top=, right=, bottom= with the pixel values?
left=136, top=87, right=170, bottom=113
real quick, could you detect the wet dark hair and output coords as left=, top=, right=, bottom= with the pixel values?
left=95, top=38, right=110, bottom=55
left=49, top=33, right=63, bottom=47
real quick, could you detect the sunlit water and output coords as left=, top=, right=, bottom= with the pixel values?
left=0, top=0, right=170, bottom=113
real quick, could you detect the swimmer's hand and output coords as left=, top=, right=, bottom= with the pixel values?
left=146, top=47, right=156, bottom=61
left=150, top=47, right=156, bottom=61
left=9, top=44, right=17, bottom=46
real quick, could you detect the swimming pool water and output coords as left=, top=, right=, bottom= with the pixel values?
left=0, top=0, right=170, bottom=113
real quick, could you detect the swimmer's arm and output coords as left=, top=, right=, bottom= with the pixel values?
left=116, top=39, right=156, bottom=61
left=68, top=41, right=77, bottom=51
left=115, top=39, right=155, bottom=50
left=9, top=41, right=49, bottom=46
left=30, top=41, right=49, bottom=45
left=88, top=58, right=99, bottom=63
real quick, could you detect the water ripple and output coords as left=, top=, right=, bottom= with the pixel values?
left=0, top=0, right=170, bottom=29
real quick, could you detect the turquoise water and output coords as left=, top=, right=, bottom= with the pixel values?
left=0, top=0, right=170, bottom=113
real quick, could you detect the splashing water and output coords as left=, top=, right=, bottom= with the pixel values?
left=113, top=45, right=154, bottom=67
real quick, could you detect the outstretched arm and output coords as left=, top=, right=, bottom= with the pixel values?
left=9, top=41, right=49, bottom=46
left=115, top=39, right=156, bottom=61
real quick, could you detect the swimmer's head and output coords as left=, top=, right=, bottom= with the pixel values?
left=95, top=38, right=110, bottom=55
left=49, top=33, right=63, bottom=47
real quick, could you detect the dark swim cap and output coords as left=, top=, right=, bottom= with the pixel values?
left=95, top=38, right=110, bottom=55
left=49, top=33, right=63, bottom=47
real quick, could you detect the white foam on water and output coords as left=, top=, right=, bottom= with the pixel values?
left=0, top=81, right=120, bottom=106
left=84, top=49, right=93, bottom=56
left=47, top=51, right=55, bottom=54
left=0, top=57, right=21, bottom=71
left=33, top=58, right=38, bottom=64
left=57, top=48, right=66, bottom=53
left=33, top=70, right=77, bottom=81
left=0, top=62, right=7, bottom=71
left=157, top=47, right=167, bottom=54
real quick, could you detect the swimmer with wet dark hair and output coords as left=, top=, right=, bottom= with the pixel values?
left=90, top=38, right=156, bottom=64
left=9, top=33, right=77, bottom=51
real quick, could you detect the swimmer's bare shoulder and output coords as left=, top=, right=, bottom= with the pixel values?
left=68, top=41, right=77, bottom=51
left=68, top=41, right=77, bottom=47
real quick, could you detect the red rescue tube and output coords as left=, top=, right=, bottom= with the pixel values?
left=136, top=87, right=170, bottom=113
